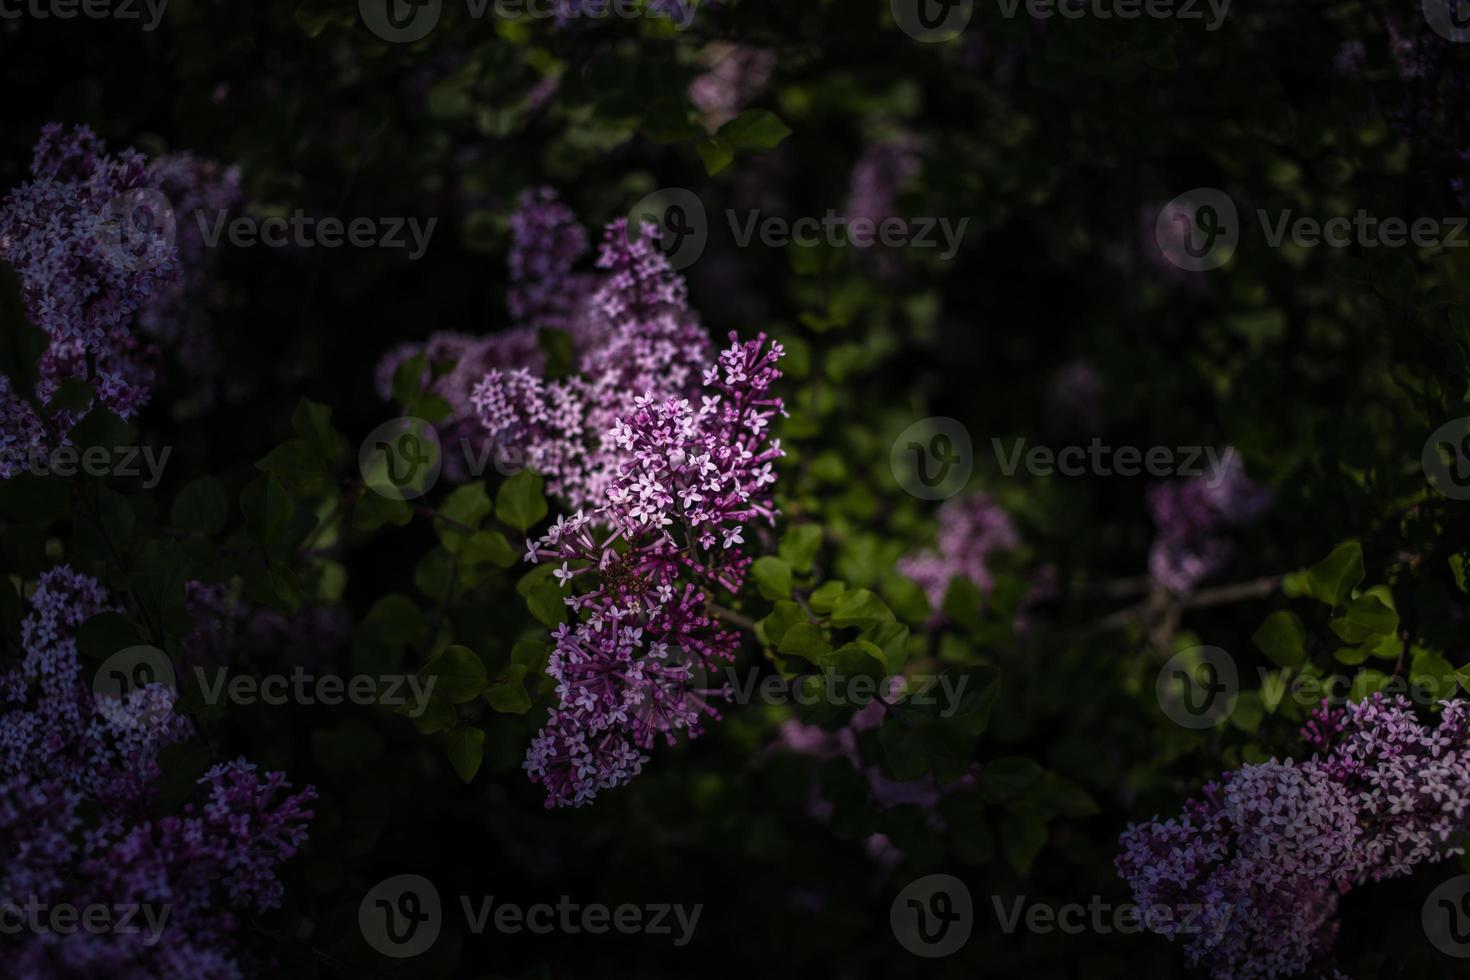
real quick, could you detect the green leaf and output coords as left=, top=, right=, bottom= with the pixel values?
left=496, top=470, right=547, bottom=532
left=751, top=556, right=795, bottom=600
left=1451, top=555, right=1468, bottom=594
left=1305, top=540, right=1365, bottom=608
left=363, top=593, right=424, bottom=646
left=291, top=398, right=342, bottom=464
left=829, top=588, right=896, bottom=631
left=352, top=490, right=412, bottom=530
left=1252, top=610, right=1307, bottom=668
left=1329, top=586, right=1398, bottom=644
left=698, top=109, right=792, bottom=175
left=980, top=757, right=1044, bottom=802
left=255, top=439, right=328, bottom=496
left=820, top=641, right=888, bottom=693
left=775, top=623, right=831, bottom=663
left=1411, top=648, right=1457, bottom=701
left=808, top=580, right=846, bottom=614
left=446, top=727, right=485, bottom=782
left=1001, top=812, right=1048, bottom=875
left=761, top=600, right=806, bottom=646
left=240, top=475, right=294, bottom=546
left=171, top=477, right=228, bottom=536
left=461, top=529, right=518, bottom=568
left=486, top=664, right=532, bottom=714
left=409, top=694, right=458, bottom=735
left=517, top=564, right=567, bottom=627
left=778, top=525, right=823, bottom=574
left=422, top=645, right=489, bottom=704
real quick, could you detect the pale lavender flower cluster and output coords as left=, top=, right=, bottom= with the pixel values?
left=506, top=185, right=595, bottom=332
left=0, top=567, right=316, bottom=975
left=897, top=493, right=1020, bottom=620
left=689, top=43, right=776, bottom=130
left=0, top=125, right=235, bottom=476
left=521, top=333, right=785, bottom=807
left=1146, top=450, right=1272, bottom=594
left=845, top=137, right=922, bottom=231
left=473, top=215, right=710, bottom=509
left=135, top=152, right=243, bottom=403
left=1117, top=694, right=1470, bottom=979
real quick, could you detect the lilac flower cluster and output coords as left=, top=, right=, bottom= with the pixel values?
left=0, top=125, right=175, bottom=477
left=0, top=125, right=235, bottom=476
left=1, top=567, right=316, bottom=974
left=688, top=43, right=776, bottom=130
left=778, top=693, right=976, bottom=864
left=473, top=215, right=710, bottom=509
left=521, top=333, right=785, bottom=807
left=845, top=137, right=922, bottom=231
left=135, top=152, right=242, bottom=404
left=506, top=185, right=596, bottom=333
left=1146, top=449, right=1272, bottom=594
left=1117, top=694, right=1470, bottom=979
left=897, top=493, right=1020, bottom=621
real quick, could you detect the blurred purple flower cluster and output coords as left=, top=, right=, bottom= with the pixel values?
left=0, top=566, right=316, bottom=975
left=1117, top=694, right=1470, bottom=980
left=522, top=333, right=785, bottom=807
left=898, top=493, right=1020, bottom=621
left=1146, top=450, right=1272, bottom=594
left=0, top=125, right=236, bottom=476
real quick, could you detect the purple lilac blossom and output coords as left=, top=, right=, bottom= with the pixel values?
left=473, top=217, right=709, bottom=509
left=897, top=493, right=1021, bottom=620
left=689, top=44, right=776, bottom=130
left=1117, top=694, right=1470, bottom=980
left=135, top=152, right=243, bottom=404
left=520, top=333, right=785, bottom=807
left=845, top=137, right=922, bottom=232
left=1146, top=449, right=1272, bottom=594
left=1, top=566, right=316, bottom=975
